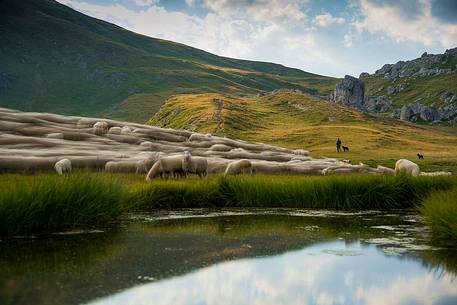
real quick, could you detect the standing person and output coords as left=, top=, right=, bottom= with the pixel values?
left=336, top=137, right=342, bottom=152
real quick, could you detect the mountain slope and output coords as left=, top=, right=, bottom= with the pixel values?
left=149, top=91, right=457, bottom=172
left=0, top=0, right=337, bottom=122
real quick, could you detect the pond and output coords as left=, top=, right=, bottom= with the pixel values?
left=1, top=209, right=456, bottom=305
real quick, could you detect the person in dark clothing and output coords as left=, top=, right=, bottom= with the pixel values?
left=336, top=137, right=342, bottom=152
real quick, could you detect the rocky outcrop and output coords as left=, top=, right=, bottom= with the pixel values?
left=331, top=75, right=392, bottom=113
left=373, top=47, right=457, bottom=80
left=364, top=96, right=392, bottom=113
left=394, top=102, right=457, bottom=123
left=332, top=75, right=365, bottom=108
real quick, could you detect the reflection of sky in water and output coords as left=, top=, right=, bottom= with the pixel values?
left=88, top=240, right=457, bottom=305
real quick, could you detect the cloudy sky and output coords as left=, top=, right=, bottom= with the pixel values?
left=57, top=0, right=457, bottom=77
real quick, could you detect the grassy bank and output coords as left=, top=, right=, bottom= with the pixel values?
left=0, top=172, right=128, bottom=235
left=1, top=173, right=456, bottom=236
left=132, top=175, right=455, bottom=209
left=420, top=187, right=457, bottom=242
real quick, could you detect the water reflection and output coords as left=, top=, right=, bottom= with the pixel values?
left=0, top=210, right=456, bottom=305
left=88, top=240, right=457, bottom=305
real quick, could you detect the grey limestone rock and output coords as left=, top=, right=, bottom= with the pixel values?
left=332, top=75, right=365, bottom=109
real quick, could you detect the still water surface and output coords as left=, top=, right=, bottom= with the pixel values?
left=1, top=209, right=456, bottom=305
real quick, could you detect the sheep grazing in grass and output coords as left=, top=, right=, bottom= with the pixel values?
left=182, top=151, right=208, bottom=178
left=395, top=159, right=420, bottom=177
left=93, top=121, right=109, bottom=135
left=54, top=158, right=72, bottom=175
left=135, top=159, right=155, bottom=174
left=146, top=155, right=185, bottom=181
left=224, top=159, right=253, bottom=177
left=376, top=165, right=395, bottom=175
left=105, top=161, right=137, bottom=173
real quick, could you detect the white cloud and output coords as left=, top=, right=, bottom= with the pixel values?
left=57, top=0, right=340, bottom=76
left=185, top=0, right=196, bottom=7
left=343, top=33, right=354, bottom=48
left=314, top=13, right=345, bottom=27
left=134, top=0, right=158, bottom=7
left=202, top=0, right=308, bottom=23
left=354, top=0, right=457, bottom=48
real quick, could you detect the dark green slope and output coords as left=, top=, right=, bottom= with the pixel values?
left=0, top=0, right=337, bottom=122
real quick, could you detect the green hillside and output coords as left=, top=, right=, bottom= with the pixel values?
left=365, top=73, right=457, bottom=108
left=0, top=0, right=337, bottom=122
left=149, top=91, right=457, bottom=172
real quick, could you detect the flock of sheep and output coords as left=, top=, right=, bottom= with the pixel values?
left=0, top=107, right=451, bottom=178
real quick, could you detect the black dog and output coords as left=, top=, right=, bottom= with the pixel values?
left=417, top=153, right=424, bottom=160
left=342, top=146, right=349, bottom=152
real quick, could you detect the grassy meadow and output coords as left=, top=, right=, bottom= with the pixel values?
left=149, top=91, right=457, bottom=172
left=1, top=172, right=456, bottom=239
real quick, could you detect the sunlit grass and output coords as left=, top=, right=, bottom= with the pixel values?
left=0, top=172, right=129, bottom=235
left=420, top=187, right=457, bottom=241
left=1, top=172, right=455, bottom=236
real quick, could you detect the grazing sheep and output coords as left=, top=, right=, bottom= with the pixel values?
left=145, top=161, right=161, bottom=181
left=224, top=159, right=253, bottom=176
left=108, top=126, right=122, bottom=135
left=93, top=121, right=109, bottom=135
left=182, top=151, right=208, bottom=178
left=145, top=155, right=185, bottom=181
left=105, top=161, right=137, bottom=173
left=210, top=144, right=232, bottom=152
left=293, top=149, right=309, bottom=156
left=188, top=133, right=211, bottom=142
left=395, top=159, right=421, bottom=177
left=376, top=165, right=395, bottom=175
left=135, top=159, right=155, bottom=174
left=121, top=126, right=132, bottom=135
left=55, top=158, right=72, bottom=175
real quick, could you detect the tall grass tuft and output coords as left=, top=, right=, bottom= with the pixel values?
left=133, top=175, right=455, bottom=210
left=420, top=187, right=457, bottom=241
left=0, top=172, right=128, bottom=235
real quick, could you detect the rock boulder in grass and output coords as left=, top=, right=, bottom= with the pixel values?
left=332, top=75, right=365, bottom=109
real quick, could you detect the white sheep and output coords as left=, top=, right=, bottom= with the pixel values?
left=93, top=121, right=109, bottom=135
left=224, top=159, right=253, bottom=177
left=136, top=159, right=155, bottom=174
left=146, top=155, right=185, bottom=181
left=105, top=161, right=137, bottom=173
left=107, top=126, right=122, bottom=135
left=376, top=165, right=395, bottom=175
left=293, top=149, right=309, bottom=156
left=395, top=159, right=421, bottom=177
left=121, top=126, right=132, bottom=135
left=210, top=144, right=232, bottom=152
left=54, top=158, right=72, bottom=175
left=182, top=151, right=208, bottom=178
